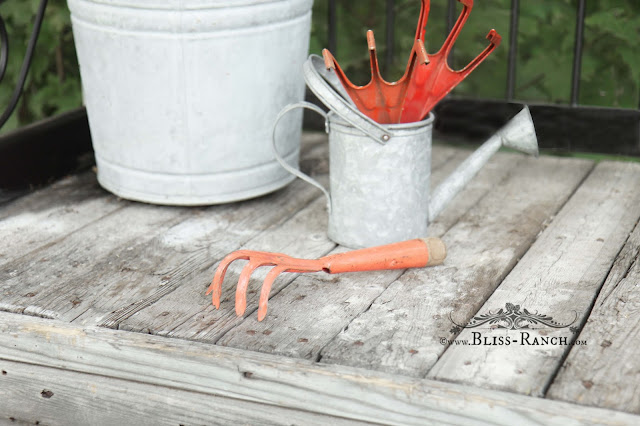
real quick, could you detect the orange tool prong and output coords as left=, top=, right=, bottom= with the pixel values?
left=206, top=238, right=446, bottom=321
left=399, top=0, right=501, bottom=122
left=322, top=31, right=429, bottom=124
left=439, top=0, right=473, bottom=58
left=414, top=0, right=431, bottom=41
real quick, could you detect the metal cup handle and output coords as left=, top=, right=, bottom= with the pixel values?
left=303, top=55, right=391, bottom=145
left=272, top=101, right=332, bottom=212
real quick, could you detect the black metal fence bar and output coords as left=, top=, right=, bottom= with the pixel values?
left=570, top=0, right=587, bottom=107
left=328, top=0, right=337, bottom=55
left=446, top=0, right=456, bottom=64
left=385, top=0, right=396, bottom=72
left=324, top=1, right=640, bottom=111
left=506, top=0, right=520, bottom=101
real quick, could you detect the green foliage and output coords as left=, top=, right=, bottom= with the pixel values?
left=310, top=0, right=640, bottom=108
left=0, top=0, right=637, bottom=134
left=0, top=0, right=81, bottom=133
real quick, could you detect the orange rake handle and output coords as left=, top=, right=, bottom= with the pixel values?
left=320, top=237, right=446, bottom=273
left=206, top=237, right=447, bottom=321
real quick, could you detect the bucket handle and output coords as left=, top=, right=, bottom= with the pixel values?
left=272, top=101, right=332, bottom=212
left=303, top=55, right=391, bottom=145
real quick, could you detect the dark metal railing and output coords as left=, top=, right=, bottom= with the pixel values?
left=323, top=0, right=640, bottom=157
left=326, top=0, right=627, bottom=109
left=506, top=0, right=519, bottom=101
left=384, top=0, right=395, bottom=73
left=570, top=0, right=587, bottom=107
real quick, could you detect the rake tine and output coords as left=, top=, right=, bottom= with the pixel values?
left=439, top=0, right=473, bottom=59
left=367, top=30, right=382, bottom=80
left=206, top=251, right=250, bottom=309
left=322, top=49, right=363, bottom=105
left=235, top=260, right=268, bottom=316
left=257, top=265, right=287, bottom=322
left=458, top=29, right=501, bottom=74
left=415, top=0, right=431, bottom=42
left=207, top=239, right=447, bottom=321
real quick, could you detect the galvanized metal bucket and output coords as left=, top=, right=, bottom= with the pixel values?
left=68, top=0, right=313, bottom=205
left=272, top=55, right=435, bottom=248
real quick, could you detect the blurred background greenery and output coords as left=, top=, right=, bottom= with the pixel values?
left=310, top=0, right=640, bottom=107
left=0, top=0, right=638, bottom=133
left=0, top=0, right=81, bottom=133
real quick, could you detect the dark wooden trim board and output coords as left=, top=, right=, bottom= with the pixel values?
left=433, top=98, right=640, bottom=156
left=1, top=312, right=639, bottom=425
left=304, top=91, right=640, bottom=157
left=1, top=98, right=638, bottom=191
left=0, top=107, right=93, bottom=190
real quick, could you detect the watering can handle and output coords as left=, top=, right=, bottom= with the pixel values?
left=272, top=101, right=332, bottom=211
left=303, top=55, right=391, bottom=145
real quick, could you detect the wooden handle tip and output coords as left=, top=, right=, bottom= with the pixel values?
left=423, top=238, right=446, bottom=266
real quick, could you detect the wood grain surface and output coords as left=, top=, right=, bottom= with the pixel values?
left=1, top=311, right=638, bottom=426
left=216, top=151, right=525, bottom=359
left=429, top=161, right=640, bottom=396
left=0, top=172, right=121, bottom=269
left=4, top=131, right=640, bottom=419
left=318, top=156, right=594, bottom=377
left=547, top=218, right=640, bottom=413
left=116, top=144, right=463, bottom=341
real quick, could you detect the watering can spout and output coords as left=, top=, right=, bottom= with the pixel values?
left=428, top=106, right=538, bottom=221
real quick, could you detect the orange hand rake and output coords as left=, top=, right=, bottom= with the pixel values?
left=206, top=237, right=446, bottom=321
left=399, top=0, right=502, bottom=122
left=321, top=0, right=430, bottom=124
left=323, top=0, right=501, bottom=124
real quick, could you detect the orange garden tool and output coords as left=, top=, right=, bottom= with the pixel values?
left=206, top=237, right=446, bottom=321
left=323, top=0, right=501, bottom=124
left=400, top=0, right=502, bottom=122
left=321, top=0, right=430, bottom=124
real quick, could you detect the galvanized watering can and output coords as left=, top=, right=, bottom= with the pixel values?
left=273, top=55, right=539, bottom=248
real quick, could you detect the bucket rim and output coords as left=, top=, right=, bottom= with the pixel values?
left=69, top=0, right=311, bottom=9
left=328, top=111, right=435, bottom=131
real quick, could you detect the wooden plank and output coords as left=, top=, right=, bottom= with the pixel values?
left=0, top=202, right=189, bottom=318
left=0, top=133, right=328, bottom=324
left=318, top=156, right=595, bottom=377
left=0, top=189, right=27, bottom=207
left=0, top=359, right=364, bottom=426
left=547, top=218, right=640, bottom=412
left=116, top=145, right=462, bottom=339
left=78, top=146, right=332, bottom=329
left=216, top=152, right=527, bottom=359
left=50, top=178, right=320, bottom=325
left=119, top=195, right=336, bottom=337
left=428, top=162, right=640, bottom=397
left=0, top=172, right=122, bottom=268
left=1, top=312, right=638, bottom=425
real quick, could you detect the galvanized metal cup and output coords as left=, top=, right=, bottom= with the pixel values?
left=272, top=55, right=436, bottom=248
left=273, top=103, right=435, bottom=249
left=326, top=112, right=435, bottom=248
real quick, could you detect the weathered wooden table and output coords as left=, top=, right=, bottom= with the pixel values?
left=1, top=133, right=640, bottom=425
